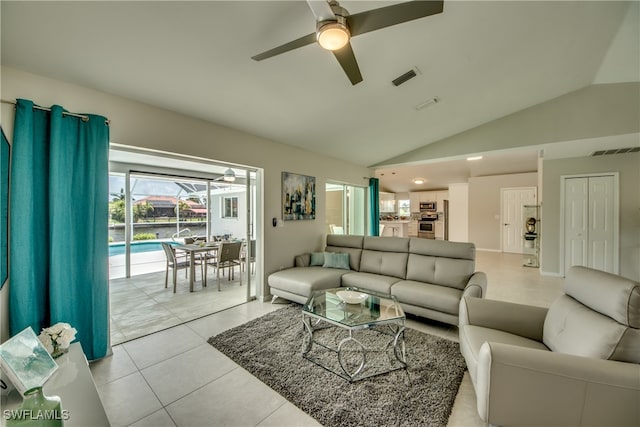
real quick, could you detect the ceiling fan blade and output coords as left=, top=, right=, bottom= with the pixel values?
left=332, top=42, right=363, bottom=85
left=347, top=0, right=444, bottom=37
left=251, top=32, right=317, bottom=61
left=306, top=0, right=336, bottom=22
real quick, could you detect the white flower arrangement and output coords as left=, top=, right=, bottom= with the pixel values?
left=37, top=322, right=77, bottom=358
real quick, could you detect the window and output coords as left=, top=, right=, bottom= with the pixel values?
left=398, top=200, right=410, bottom=217
left=222, top=196, right=238, bottom=218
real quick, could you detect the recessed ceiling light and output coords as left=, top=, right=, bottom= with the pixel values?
left=466, top=156, right=483, bottom=161
left=413, top=178, right=425, bottom=185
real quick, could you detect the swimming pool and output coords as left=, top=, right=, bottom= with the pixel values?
left=108, top=241, right=178, bottom=257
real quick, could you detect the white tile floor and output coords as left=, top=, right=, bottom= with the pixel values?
left=91, top=251, right=564, bottom=427
left=109, top=261, right=255, bottom=345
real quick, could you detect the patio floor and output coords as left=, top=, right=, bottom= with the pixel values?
left=109, top=250, right=256, bottom=345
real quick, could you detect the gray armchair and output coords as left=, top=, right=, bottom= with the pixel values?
left=459, top=266, right=640, bottom=426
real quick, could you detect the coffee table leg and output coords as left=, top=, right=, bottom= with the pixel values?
left=337, top=331, right=366, bottom=381
left=393, top=325, right=407, bottom=365
left=302, top=315, right=314, bottom=355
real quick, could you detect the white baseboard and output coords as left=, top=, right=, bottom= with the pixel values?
left=540, top=270, right=564, bottom=277
left=476, top=248, right=501, bottom=253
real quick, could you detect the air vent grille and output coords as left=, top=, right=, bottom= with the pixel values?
left=591, top=147, right=640, bottom=156
left=392, top=69, right=417, bottom=86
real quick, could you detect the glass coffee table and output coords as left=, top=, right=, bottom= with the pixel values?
left=301, top=287, right=407, bottom=382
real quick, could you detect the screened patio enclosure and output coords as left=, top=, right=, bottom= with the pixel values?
left=108, top=146, right=261, bottom=344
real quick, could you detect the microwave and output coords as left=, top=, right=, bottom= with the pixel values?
left=420, top=202, right=436, bottom=211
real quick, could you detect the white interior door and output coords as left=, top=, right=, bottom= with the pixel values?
left=501, top=187, right=537, bottom=253
left=563, top=175, right=617, bottom=275
left=564, top=178, right=589, bottom=271
left=588, top=176, right=615, bottom=272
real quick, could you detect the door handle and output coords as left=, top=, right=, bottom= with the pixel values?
left=504, top=223, right=510, bottom=226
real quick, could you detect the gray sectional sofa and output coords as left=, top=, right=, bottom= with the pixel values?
left=268, top=235, right=487, bottom=325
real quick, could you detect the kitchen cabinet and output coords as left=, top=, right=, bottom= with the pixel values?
left=407, top=220, right=418, bottom=237
left=409, top=193, right=421, bottom=213
left=380, top=199, right=396, bottom=213
left=420, top=191, right=436, bottom=203
left=380, top=191, right=396, bottom=213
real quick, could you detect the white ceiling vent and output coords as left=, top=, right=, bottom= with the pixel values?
left=591, top=147, right=640, bottom=156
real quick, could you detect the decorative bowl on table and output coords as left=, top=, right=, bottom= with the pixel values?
left=336, top=290, right=369, bottom=304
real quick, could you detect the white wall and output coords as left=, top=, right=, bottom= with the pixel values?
left=448, top=183, right=469, bottom=243
left=210, top=190, right=246, bottom=239
left=468, top=172, right=538, bottom=251
left=541, top=152, right=640, bottom=281
left=380, top=82, right=640, bottom=166
left=0, top=66, right=372, bottom=341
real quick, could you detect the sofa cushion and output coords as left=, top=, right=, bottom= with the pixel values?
left=405, top=254, right=474, bottom=290
left=459, top=324, right=549, bottom=384
left=327, top=234, right=364, bottom=249
left=326, top=235, right=363, bottom=271
left=564, top=266, right=640, bottom=328
left=363, top=236, right=409, bottom=252
left=392, top=280, right=463, bottom=315
left=360, top=250, right=408, bottom=279
left=543, top=295, right=640, bottom=363
left=323, top=252, right=350, bottom=270
left=409, top=238, right=475, bottom=260
left=268, top=266, right=346, bottom=297
left=341, top=272, right=400, bottom=295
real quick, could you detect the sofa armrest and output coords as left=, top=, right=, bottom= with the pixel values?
left=462, top=271, right=487, bottom=299
left=476, top=342, right=640, bottom=426
left=459, top=297, right=548, bottom=341
left=295, top=253, right=311, bottom=267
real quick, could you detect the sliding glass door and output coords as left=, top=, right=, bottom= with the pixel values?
left=107, top=147, right=262, bottom=344
left=325, top=182, right=366, bottom=235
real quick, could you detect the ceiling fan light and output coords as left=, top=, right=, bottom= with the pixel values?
left=223, top=168, right=236, bottom=182
left=317, top=22, right=350, bottom=51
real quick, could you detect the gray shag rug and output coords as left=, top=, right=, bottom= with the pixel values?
left=207, top=305, right=466, bottom=427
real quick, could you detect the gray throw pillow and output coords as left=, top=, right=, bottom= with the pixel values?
left=310, top=252, right=325, bottom=266
left=323, top=252, right=350, bottom=270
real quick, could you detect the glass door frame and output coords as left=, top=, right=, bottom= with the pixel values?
left=109, top=149, right=263, bottom=303
left=325, top=181, right=367, bottom=236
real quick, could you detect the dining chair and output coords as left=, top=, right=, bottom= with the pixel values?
left=208, top=241, right=243, bottom=291
left=184, top=236, right=209, bottom=273
left=161, top=242, right=191, bottom=293
left=241, top=239, right=256, bottom=274
left=329, top=224, right=344, bottom=234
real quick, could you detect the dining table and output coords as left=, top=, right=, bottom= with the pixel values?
left=173, top=242, right=220, bottom=292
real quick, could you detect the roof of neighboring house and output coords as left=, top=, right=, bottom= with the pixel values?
left=135, top=196, right=205, bottom=210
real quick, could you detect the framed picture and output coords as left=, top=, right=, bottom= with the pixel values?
left=282, top=172, right=315, bottom=221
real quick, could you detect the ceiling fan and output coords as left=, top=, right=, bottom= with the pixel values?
left=251, top=0, right=444, bottom=85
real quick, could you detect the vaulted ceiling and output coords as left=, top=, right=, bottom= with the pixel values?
left=2, top=1, right=637, bottom=190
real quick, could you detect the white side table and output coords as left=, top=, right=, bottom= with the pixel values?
left=1, top=343, right=109, bottom=426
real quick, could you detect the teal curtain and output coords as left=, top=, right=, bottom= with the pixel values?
left=369, top=178, right=380, bottom=236
left=9, top=99, right=110, bottom=360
